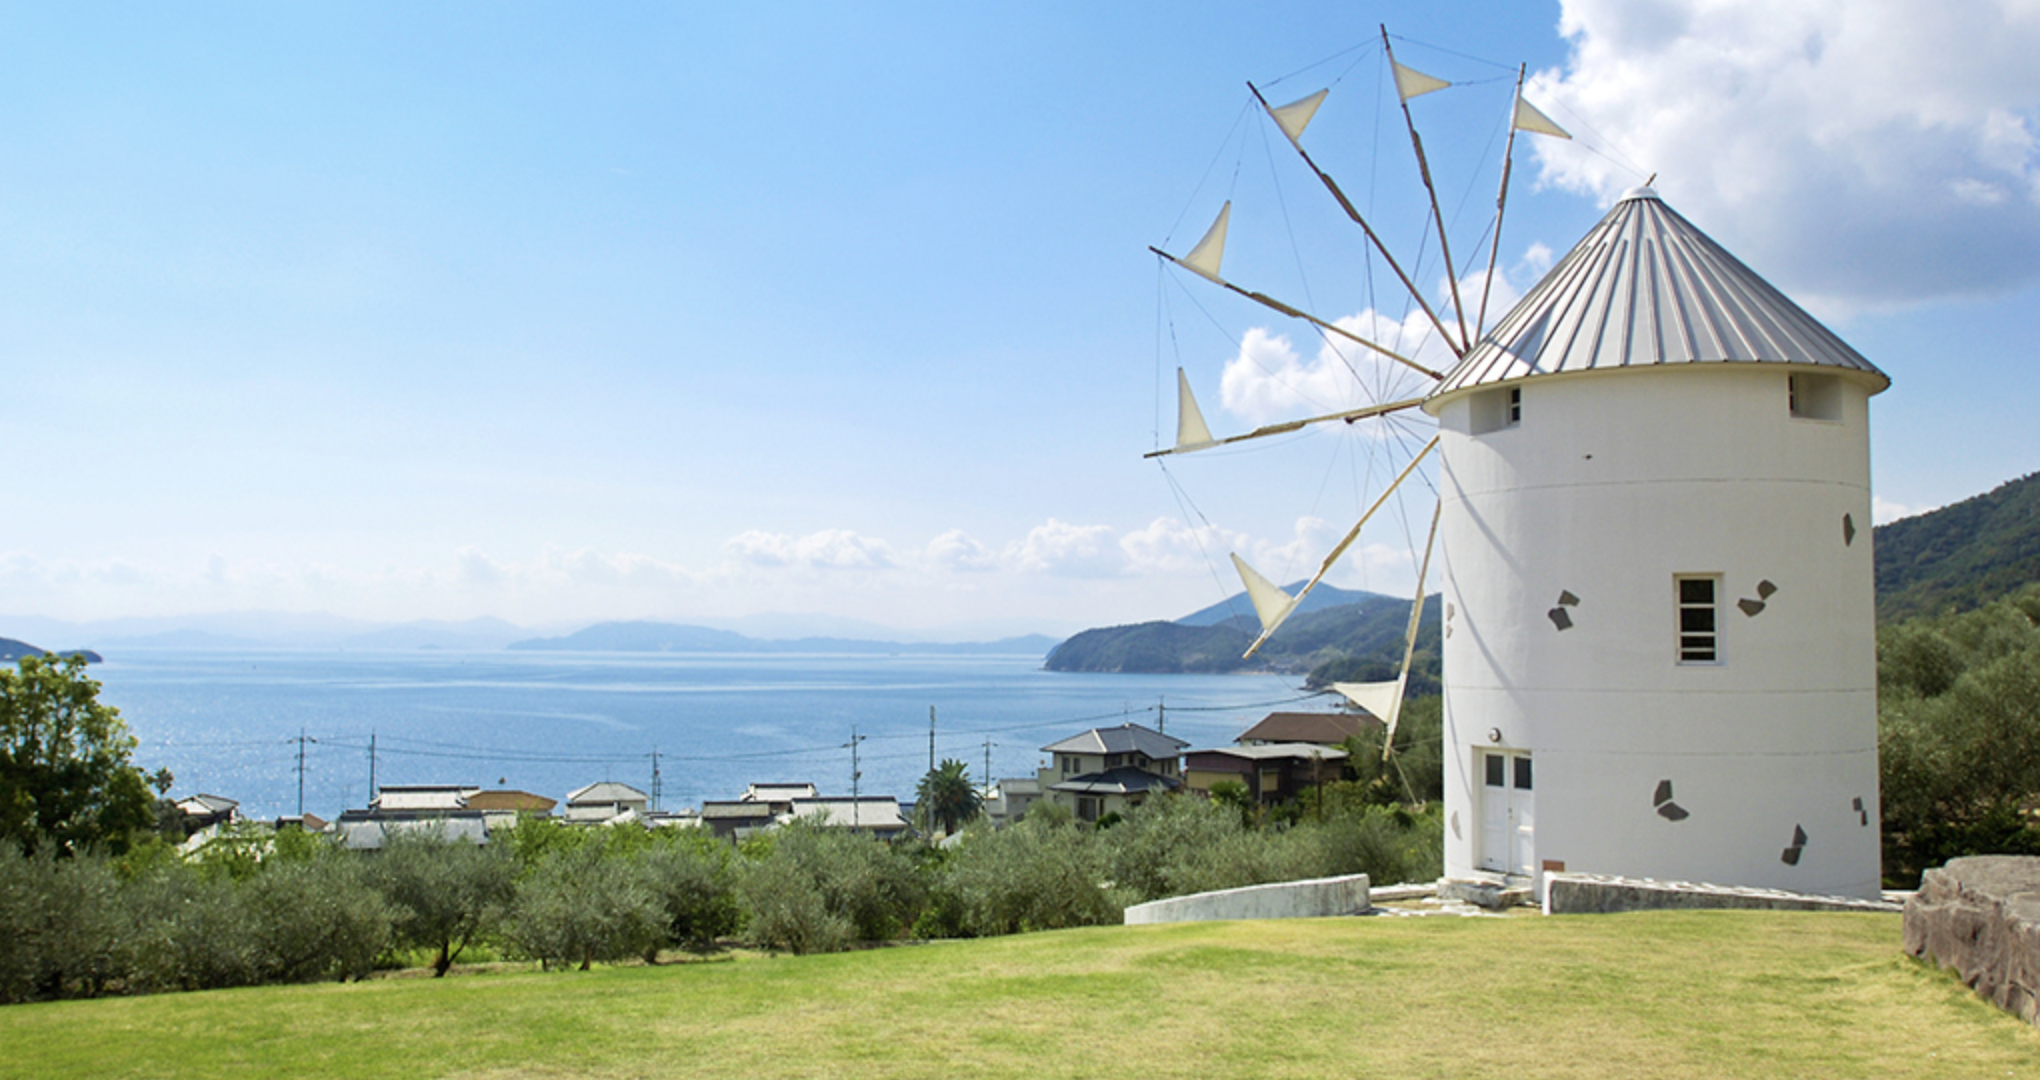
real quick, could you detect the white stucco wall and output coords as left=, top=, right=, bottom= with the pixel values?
left=1426, top=363, right=1883, bottom=899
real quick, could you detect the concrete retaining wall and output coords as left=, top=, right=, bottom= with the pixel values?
left=1904, top=855, right=2040, bottom=1027
left=1123, top=873, right=1369, bottom=925
left=1544, top=872, right=1900, bottom=915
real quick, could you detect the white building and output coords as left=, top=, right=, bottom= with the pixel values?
left=1424, top=187, right=1887, bottom=899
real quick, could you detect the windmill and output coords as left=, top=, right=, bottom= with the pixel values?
left=1152, top=30, right=1888, bottom=901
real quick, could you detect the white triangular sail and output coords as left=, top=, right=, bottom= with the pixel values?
left=1392, top=61, right=1450, bottom=102
left=1512, top=95, right=1571, bottom=139
left=1269, top=89, right=1328, bottom=144
left=1229, top=553, right=1299, bottom=636
left=1180, top=202, right=1231, bottom=283
left=1174, top=368, right=1214, bottom=451
left=1333, top=678, right=1406, bottom=731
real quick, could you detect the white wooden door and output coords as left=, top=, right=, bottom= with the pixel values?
left=1478, top=751, right=1534, bottom=876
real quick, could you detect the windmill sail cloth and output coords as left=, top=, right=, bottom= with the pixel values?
left=1392, top=61, right=1449, bottom=102
left=1180, top=201, right=1231, bottom=283
left=1174, top=368, right=1215, bottom=451
left=1333, top=678, right=1406, bottom=736
left=1512, top=96, right=1571, bottom=139
left=1270, top=89, right=1328, bottom=144
left=1230, top=554, right=1298, bottom=634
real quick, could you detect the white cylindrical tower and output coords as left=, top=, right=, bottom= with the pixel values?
left=1423, top=188, right=1889, bottom=899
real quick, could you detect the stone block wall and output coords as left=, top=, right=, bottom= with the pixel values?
left=1903, top=855, right=2040, bottom=1027
left=1544, top=872, right=1899, bottom=915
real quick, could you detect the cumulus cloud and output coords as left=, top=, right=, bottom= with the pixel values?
left=1118, top=517, right=1248, bottom=576
left=1531, top=0, right=2040, bottom=310
left=922, top=529, right=999, bottom=573
left=1004, top=519, right=1122, bottom=577
left=723, top=528, right=897, bottom=570
left=1217, top=268, right=1522, bottom=426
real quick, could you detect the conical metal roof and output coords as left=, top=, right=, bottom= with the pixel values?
left=1429, top=188, right=1888, bottom=401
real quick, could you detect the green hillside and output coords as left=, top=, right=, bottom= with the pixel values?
left=1876, top=471, right=2040, bottom=621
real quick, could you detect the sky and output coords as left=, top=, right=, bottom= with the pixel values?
left=2, top=1, right=2035, bottom=638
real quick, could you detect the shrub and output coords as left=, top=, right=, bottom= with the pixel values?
left=509, top=833, right=662, bottom=971
left=240, top=845, right=393, bottom=983
left=936, top=814, right=1118, bottom=936
left=0, top=848, right=123, bottom=1003
left=735, top=821, right=925, bottom=954
left=115, top=860, right=256, bottom=993
left=639, top=831, right=741, bottom=958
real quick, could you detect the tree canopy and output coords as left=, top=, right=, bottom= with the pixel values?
left=914, top=759, right=983, bottom=837
left=0, top=655, right=168, bottom=856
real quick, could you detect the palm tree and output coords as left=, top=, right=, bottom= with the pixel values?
left=915, top=759, right=983, bottom=837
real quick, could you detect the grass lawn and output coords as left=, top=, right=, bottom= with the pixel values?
left=0, top=910, right=2032, bottom=1079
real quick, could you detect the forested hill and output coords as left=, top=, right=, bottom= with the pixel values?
left=1043, top=587, right=1440, bottom=690
left=1876, top=471, right=2040, bottom=621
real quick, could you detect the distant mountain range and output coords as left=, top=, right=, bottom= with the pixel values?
left=0, top=612, right=1062, bottom=659
left=508, top=621, right=1057, bottom=657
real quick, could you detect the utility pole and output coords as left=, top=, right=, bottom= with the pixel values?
left=982, top=738, right=995, bottom=798
left=650, top=748, right=663, bottom=813
left=929, top=706, right=937, bottom=773
left=1158, top=696, right=1166, bottom=735
left=848, top=727, right=865, bottom=828
left=293, top=728, right=314, bottom=817
left=367, top=730, right=377, bottom=805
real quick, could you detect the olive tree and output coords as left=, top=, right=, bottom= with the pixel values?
left=370, top=827, right=517, bottom=976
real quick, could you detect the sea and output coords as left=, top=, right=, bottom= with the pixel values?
left=88, top=649, right=1315, bottom=820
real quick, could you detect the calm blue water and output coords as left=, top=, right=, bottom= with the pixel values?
left=87, top=650, right=1312, bottom=820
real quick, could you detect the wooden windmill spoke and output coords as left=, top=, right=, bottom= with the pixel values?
left=1144, top=395, right=1427, bottom=459
left=1151, top=246, right=1444, bottom=381
left=1240, top=435, right=1440, bottom=658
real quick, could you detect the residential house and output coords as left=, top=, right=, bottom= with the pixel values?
left=702, top=800, right=776, bottom=842
left=370, top=784, right=479, bottom=814
left=172, top=793, right=240, bottom=838
left=984, top=776, right=1042, bottom=827
left=783, top=796, right=911, bottom=841
left=335, top=783, right=491, bottom=849
left=1182, top=743, right=1349, bottom=805
left=1235, top=710, right=1379, bottom=747
left=564, top=781, right=650, bottom=824
left=743, top=782, right=818, bottom=811
left=466, top=789, right=557, bottom=833
left=1037, top=723, right=1188, bottom=823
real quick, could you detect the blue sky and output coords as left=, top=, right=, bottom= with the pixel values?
left=2, top=1, right=2034, bottom=636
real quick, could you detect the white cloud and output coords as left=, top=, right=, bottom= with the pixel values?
left=1004, top=519, right=1122, bottom=577
left=723, top=529, right=897, bottom=570
left=922, top=529, right=999, bottom=573
left=1118, top=517, right=1251, bottom=576
left=1532, top=0, right=2040, bottom=311
left=1216, top=268, right=1524, bottom=427
left=1872, top=495, right=1917, bottom=524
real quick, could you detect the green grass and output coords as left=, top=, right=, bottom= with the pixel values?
left=1, top=911, right=2033, bottom=1079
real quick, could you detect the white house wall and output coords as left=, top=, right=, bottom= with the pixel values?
left=1431, top=364, right=1881, bottom=899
